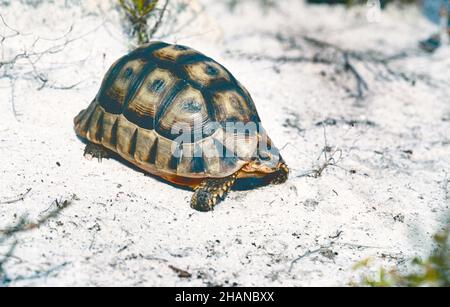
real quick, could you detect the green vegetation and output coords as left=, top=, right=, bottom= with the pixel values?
left=354, top=228, right=449, bottom=287
left=118, top=0, right=169, bottom=46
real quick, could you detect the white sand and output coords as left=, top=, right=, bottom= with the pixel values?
left=0, top=0, right=449, bottom=286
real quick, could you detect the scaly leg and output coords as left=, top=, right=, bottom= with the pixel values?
left=269, top=162, right=289, bottom=185
left=191, top=174, right=238, bottom=212
left=84, top=142, right=109, bottom=163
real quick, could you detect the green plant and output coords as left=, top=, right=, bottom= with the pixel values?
left=353, top=228, right=449, bottom=287
left=118, top=0, right=169, bottom=46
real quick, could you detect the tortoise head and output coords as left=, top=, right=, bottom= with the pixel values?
left=241, top=132, right=289, bottom=183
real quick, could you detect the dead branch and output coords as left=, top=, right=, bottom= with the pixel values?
left=289, top=249, right=322, bottom=270
left=0, top=14, right=20, bottom=43
left=227, top=31, right=425, bottom=100
left=149, top=0, right=170, bottom=39
left=343, top=52, right=368, bottom=99
left=0, top=188, right=32, bottom=205
left=289, top=244, right=334, bottom=273
left=169, top=265, right=192, bottom=278
left=0, top=198, right=72, bottom=286
left=0, top=199, right=71, bottom=238
left=297, top=125, right=344, bottom=178
left=0, top=18, right=101, bottom=120
left=283, top=111, right=304, bottom=134
left=315, top=117, right=376, bottom=127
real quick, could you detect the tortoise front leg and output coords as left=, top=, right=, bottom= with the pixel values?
left=191, top=173, right=238, bottom=212
left=84, top=142, right=109, bottom=162
left=269, top=162, right=289, bottom=185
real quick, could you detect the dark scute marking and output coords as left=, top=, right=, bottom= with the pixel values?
left=208, top=79, right=260, bottom=123
left=156, top=117, right=219, bottom=143
left=191, top=146, right=206, bottom=174
left=110, top=118, right=119, bottom=148
left=84, top=107, right=97, bottom=136
left=97, top=42, right=169, bottom=113
left=209, top=63, right=260, bottom=123
left=228, top=75, right=260, bottom=122
left=122, top=62, right=157, bottom=113
left=123, top=109, right=154, bottom=130
left=198, top=87, right=217, bottom=123
left=122, top=67, right=134, bottom=79
left=126, top=49, right=253, bottom=137
left=163, top=74, right=218, bottom=125
left=95, top=111, right=104, bottom=142
left=99, top=94, right=123, bottom=114
left=169, top=144, right=182, bottom=170
left=214, top=139, right=225, bottom=157
left=129, top=129, right=138, bottom=157
left=222, top=155, right=238, bottom=168
left=150, top=79, right=165, bottom=93
left=148, top=137, right=159, bottom=164
left=181, top=100, right=202, bottom=113
left=205, top=65, right=219, bottom=76
left=202, top=121, right=221, bottom=137
left=97, top=62, right=127, bottom=110
left=150, top=57, right=191, bottom=82
left=207, top=79, right=236, bottom=93
left=189, top=79, right=233, bottom=124
left=177, top=53, right=211, bottom=65
left=133, top=42, right=171, bottom=58
left=214, top=139, right=238, bottom=165
left=155, top=80, right=188, bottom=125
left=227, top=116, right=241, bottom=123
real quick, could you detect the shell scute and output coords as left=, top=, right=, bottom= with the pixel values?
left=123, top=67, right=178, bottom=130
left=184, top=60, right=230, bottom=87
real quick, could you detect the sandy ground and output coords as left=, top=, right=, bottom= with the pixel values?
left=0, top=0, right=449, bottom=287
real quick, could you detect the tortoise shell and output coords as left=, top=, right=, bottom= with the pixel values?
left=74, top=42, right=281, bottom=187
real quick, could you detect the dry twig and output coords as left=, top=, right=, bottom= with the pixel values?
left=0, top=188, right=32, bottom=205
left=297, top=125, right=344, bottom=178
left=0, top=198, right=71, bottom=286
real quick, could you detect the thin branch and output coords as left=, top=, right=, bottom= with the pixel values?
left=1, top=22, right=101, bottom=119
left=0, top=14, right=20, bottom=39
left=0, top=188, right=32, bottom=205
left=297, top=125, right=344, bottom=178
left=227, top=32, right=425, bottom=100
left=343, top=52, right=368, bottom=99
left=0, top=199, right=71, bottom=239
left=0, top=198, right=72, bottom=286
left=169, top=265, right=192, bottom=278
left=149, top=0, right=170, bottom=39
left=289, top=245, right=332, bottom=273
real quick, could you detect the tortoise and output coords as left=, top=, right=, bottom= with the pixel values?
left=74, top=42, right=289, bottom=212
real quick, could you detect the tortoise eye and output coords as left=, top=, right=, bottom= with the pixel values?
left=122, top=67, right=134, bottom=79
left=150, top=79, right=165, bottom=92
left=205, top=65, right=219, bottom=76
left=182, top=100, right=202, bottom=113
